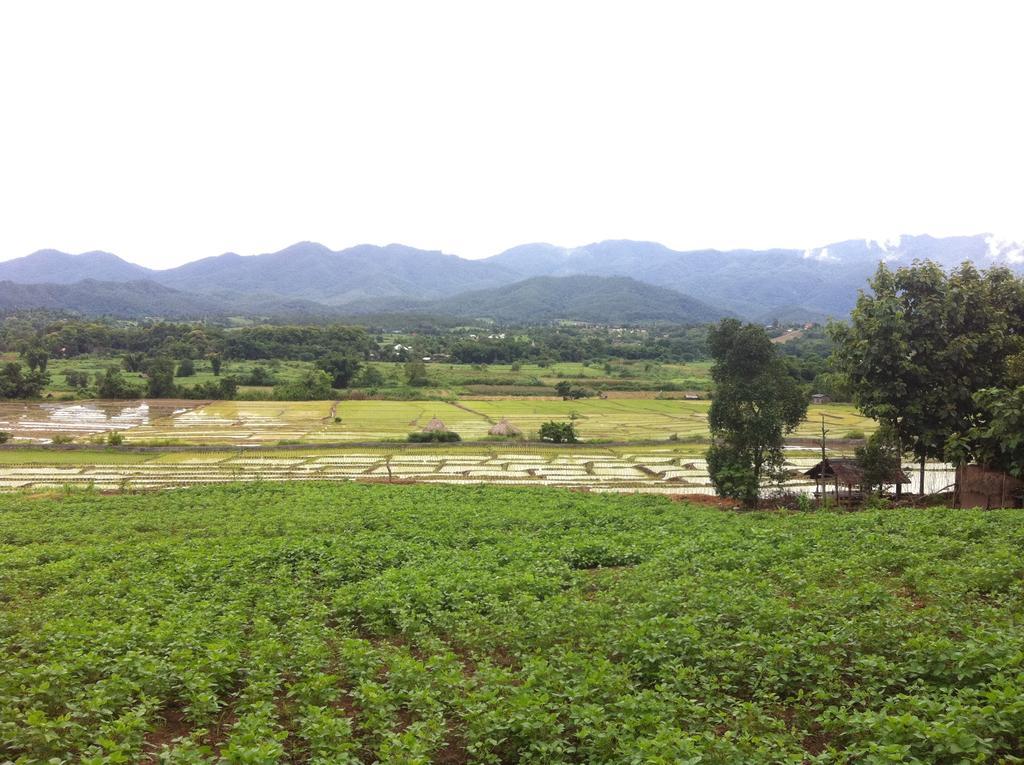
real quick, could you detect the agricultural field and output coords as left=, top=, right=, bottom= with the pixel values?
left=1, top=483, right=1022, bottom=763
left=0, top=398, right=875, bottom=446
left=0, top=444, right=961, bottom=495
left=37, top=356, right=714, bottom=398
left=399, top=360, right=715, bottom=394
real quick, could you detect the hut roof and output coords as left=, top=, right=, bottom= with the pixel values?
left=488, top=418, right=522, bottom=436
left=803, top=457, right=910, bottom=485
left=423, top=417, right=448, bottom=432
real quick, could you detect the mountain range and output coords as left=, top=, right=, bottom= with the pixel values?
left=0, top=234, right=1021, bottom=324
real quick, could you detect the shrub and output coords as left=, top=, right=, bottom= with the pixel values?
left=0, top=431, right=9, bottom=444
left=176, top=359, right=195, bottom=377
left=97, top=368, right=141, bottom=399
left=51, top=434, right=74, bottom=445
left=407, top=430, right=461, bottom=443
left=706, top=442, right=759, bottom=505
left=554, top=381, right=596, bottom=400
left=243, top=366, right=276, bottom=386
left=106, top=431, right=124, bottom=446
left=64, top=370, right=91, bottom=388
left=273, top=369, right=334, bottom=400
left=539, top=421, right=578, bottom=443
left=844, top=429, right=866, bottom=440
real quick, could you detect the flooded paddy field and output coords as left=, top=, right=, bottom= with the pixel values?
left=0, top=400, right=199, bottom=442
left=2, top=398, right=876, bottom=445
left=0, top=442, right=950, bottom=495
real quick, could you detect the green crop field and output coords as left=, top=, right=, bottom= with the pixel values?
left=1, top=483, right=1022, bottom=764
left=7, top=398, right=872, bottom=446
left=39, top=356, right=714, bottom=398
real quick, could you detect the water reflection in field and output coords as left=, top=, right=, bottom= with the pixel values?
left=0, top=400, right=194, bottom=442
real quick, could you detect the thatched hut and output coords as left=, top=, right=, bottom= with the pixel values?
left=488, top=418, right=522, bottom=437
left=804, top=457, right=910, bottom=501
left=423, top=417, right=448, bottom=433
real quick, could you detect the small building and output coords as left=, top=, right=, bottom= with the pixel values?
left=803, top=457, right=910, bottom=501
left=423, top=417, right=448, bottom=432
left=684, top=393, right=700, bottom=400
left=811, top=393, right=831, bottom=405
left=487, top=418, right=522, bottom=437
left=956, top=464, right=1024, bottom=509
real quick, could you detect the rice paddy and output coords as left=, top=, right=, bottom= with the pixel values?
left=0, top=443, right=958, bottom=496
left=0, top=398, right=876, bottom=445
left=0, top=396, right=890, bottom=494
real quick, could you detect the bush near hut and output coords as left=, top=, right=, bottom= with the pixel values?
left=407, top=430, right=461, bottom=443
left=539, top=420, right=578, bottom=443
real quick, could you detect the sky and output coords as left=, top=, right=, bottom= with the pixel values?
left=1, top=1, right=1022, bottom=267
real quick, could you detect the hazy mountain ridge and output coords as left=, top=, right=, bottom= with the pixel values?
left=340, top=275, right=731, bottom=324
left=1, top=233, right=1021, bottom=322
left=0, top=279, right=225, bottom=319
left=0, top=275, right=728, bottom=324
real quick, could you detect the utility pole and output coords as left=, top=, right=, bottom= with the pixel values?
left=818, top=413, right=828, bottom=506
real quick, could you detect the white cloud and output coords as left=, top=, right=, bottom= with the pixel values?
left=985, top=235, right=1024, bottom=264
left=802, top=247, right=838, bottom=262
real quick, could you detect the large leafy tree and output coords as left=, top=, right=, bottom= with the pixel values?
left=145, top=357, right=177, bottom=398
left=0, top=362, right=49, bottom=399
left=317, top=354, right=362, bottom=389
left=273, top=369, right=334, bottom=400
left=706, top=319, right=808, bottom=506
left=831, top=261, right=1024, bottom=494
left=97, top=367, right=141, bottom=399
left=947, top=387, right=1024, bottom=478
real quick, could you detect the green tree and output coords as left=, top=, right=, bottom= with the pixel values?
left=64, top=370, right=91, bottom=389
left=209, top=354, right=223, bottom=376
left=243, top=366, right=275, bottom=386
left=855, top=423, right=902, bottom=494
left=947, top=387, right=1024, bottom=478
left=554, top=381, right=595, bottom=400
left=831, top=261, right=1024, bottom=494
left=0, top=363, right=49, bottom=398
left=705, top=319, right=808, bottom=506
left=145, top=357, right=177, bottom=398
left=273, top=369, right=334, bottom=400
left=539, top=421, right=578, bottom=443
left=122, top=353, right=146, bottom=373
left=354, top=365, right=385, bottom=388
left=97, top=367, right=140, bottom=399
left=22, top=346, right=48, bottom=372
left=176, top=358, right=195, bottom=377
left=404, top=360, right=429, bottom=387
left=317, top=354, right=362, bottom=388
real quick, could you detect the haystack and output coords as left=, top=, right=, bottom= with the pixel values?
left=423, top=417, right=448, bottom=432
left=488, top=418, right=522, bottom=437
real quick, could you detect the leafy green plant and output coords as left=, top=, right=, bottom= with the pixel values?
left=539, top=421, right=577, bottom=443
left=2, top=483, right=1022, bottom=763
left=407, top=430, right=461, bottom=443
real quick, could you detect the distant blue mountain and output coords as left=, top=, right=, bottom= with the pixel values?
left=0, top=234, right=1020, bottom=321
